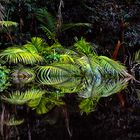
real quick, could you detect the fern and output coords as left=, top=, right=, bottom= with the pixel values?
left=79, top=78, right=128, bottom=99
left=0, top=37, right=45, bottom=64
left=36, top=8, right=56, bottom=40
left=36, top=8, right=56, bottom=32
left=1, top=89, right=45, bottom=105
left=79, top=98, right=99, bottom=114
left=74, top=38, right=95, bottom=55
left=23, top=37, right=47, bottom=53
left=97, top=56, right=127, bottom=76
left=36, top=63, right=81, bottom=85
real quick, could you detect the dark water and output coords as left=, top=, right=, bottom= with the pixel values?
left=0, top=55, right=140, bottom=140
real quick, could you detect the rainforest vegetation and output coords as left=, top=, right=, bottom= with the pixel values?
left=0, top=0, right=140, bottom=140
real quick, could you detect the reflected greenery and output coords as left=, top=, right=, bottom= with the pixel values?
left=0, top=37, right=133, bottom=123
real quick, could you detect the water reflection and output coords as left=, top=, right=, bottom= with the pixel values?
left=0, top=60, right=129, bottom=115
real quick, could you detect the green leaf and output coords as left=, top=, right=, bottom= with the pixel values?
left=2, top=89, right=45, bottom=105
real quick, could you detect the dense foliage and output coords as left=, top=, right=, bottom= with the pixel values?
left=0, top=0, right=140, bottom=139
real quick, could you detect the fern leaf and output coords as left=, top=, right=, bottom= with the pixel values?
left=74, top=38, right=95, bottom=55
left=23, top=37, right=47, bottom=53
left=36, top=64, right=81, bottom=85
left=2, top=89, right=45, bottom=105
left=36, top=8, right=56, bottom=32
left=98, top=56, right=127, bottom=76
left=0, top=47, right=43, bottom=64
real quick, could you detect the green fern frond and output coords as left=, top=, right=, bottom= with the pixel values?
left=74, top=38, right=95, bottom=55
left=78, top=78, right=128, bottom=114
left=40, top=25, right=56, bottom=41
left=36, top=63, right=81, bottom=85
left=98, top=56, right=127, bottom=76
left=2, top=89, right=45, bottom=105
left=100, top=79, right=128, bottom=97
left=0, top=66, right=10, bottom=92
left=5, top=117, right=24, bottom=126
left=23, top=37, right=47, bottom=53
left=54, top=77, right=82, bottom=93
left=0, top=46, right=43, bottom=64
left=59, top=54, right=75, bottom=63
left=79, top=78, right=128, bottom=99
left=36, top=65, right=72, bottom=85
left=36, top=8, right=56, bottom=32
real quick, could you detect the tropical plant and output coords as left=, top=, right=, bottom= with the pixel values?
left=35, top=8, right=92, bottom=41
left=0, top=37, right=44, bottom=64
left=0, top=37, right=133, bottom=114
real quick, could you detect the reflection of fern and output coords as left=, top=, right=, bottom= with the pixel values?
left=2, top=89, right=45, bottom=105
left=79, top=79, right=128, bottom=114
left=36, top=63, right=81, bottom=85
left=28, top=94, right=64, bottom=114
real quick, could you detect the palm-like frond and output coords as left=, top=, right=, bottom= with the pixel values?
left=1, top=89, right=45, bottom=105
left=23, top=37, right=47, bottom=53
left=36, top=8, right=56, bottom=32
left=79, top=78, right=128, bottom=99
left=74, top=38, right=95, bottom=55
left=36, top=8, right=56, bottom=40
left=79, top=78, right=128, bottom=114
left=0, top=47, right=43, bottom=64
left=97, top=56, right=127, bottom=76
left=36, top=63, right=81, bottom=85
